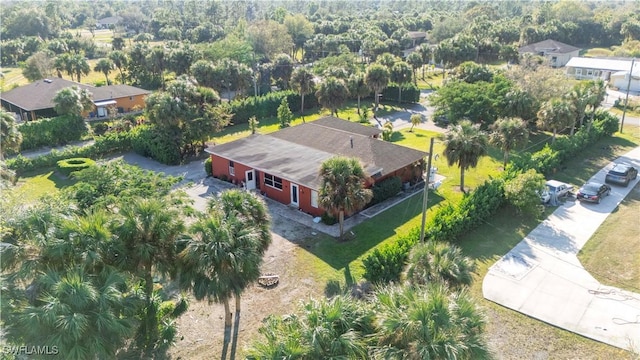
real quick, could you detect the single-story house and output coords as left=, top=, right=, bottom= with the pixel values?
left=565, top=57, right=639, bottom=91
left=206, top=117, right=426, bottom=217
left=96, top=16, right=122, bottom=29
left=518, top=39, right=580, bottom=68
left=1, top=78, right=150, bottom=121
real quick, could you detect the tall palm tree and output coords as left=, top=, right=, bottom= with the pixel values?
left=373, top=284, right=490, bottom=360
left=291, top=67, right=315, bottom=116
left=536, top=98, right=575, bottom=143
left=113, top=197, right=185, bottom=354
left=586, top=79, right=607, bottom=131
left=347, top=73, right=371, bottom=115
left=318, top=156, right=373, bottom=239
left=209, top=189, right=272, bottom=253
left=1, top=109, right=22, bottom=160
left=404, top=241, right=476, bottom=289
left=406, top=52, right=423, bottom=85
left=365, top=63, right=390, bottom=112
left=69, top=53, right=90, bottom=83
left=94, top=58, right=114, bottom=85
left=490, top=117, right=529, bottom=168
left=417, top=43, right=432, bottom=80
left=567, top=84, right=589, bottom=135
left=442, top=120, right=488, bottom=193
left=316, top=77, right=349, bottom=117
left=390, top=61, right=413, bottom=103
left=179, top=212, right=263, bottom=329
left=108, top=50, right=128, bottom=84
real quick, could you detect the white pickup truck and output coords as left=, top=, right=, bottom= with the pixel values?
left=540, top=180, right=573, bottom=204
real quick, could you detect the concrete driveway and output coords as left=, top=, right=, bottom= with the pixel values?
left=483, top=146, right=640, bottom=352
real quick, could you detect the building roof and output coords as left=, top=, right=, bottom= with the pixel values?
left=407, top=31, right=427, bottom=39
left=518, top=39, right=580, bottom=55
left=207, top=117, right=426, bottom=190
left=311, top=116, right=382, bottom=137
left=565, top=57, right=634, bottom=72
left=97, top=16, right=122, bottom=26
left=1, top=78, right=150, bottom=111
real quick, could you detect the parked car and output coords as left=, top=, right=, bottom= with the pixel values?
left=577, top=182, right=611, bottom=203
left=538, top=189, right=551, bottom=204
left=546, top=180, right=573, bottom=197
left=605, top=164, right=638, bottom=187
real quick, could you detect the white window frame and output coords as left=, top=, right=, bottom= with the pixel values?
left=587, top=69, right=594, bottom=77
left=575, top=68, right=582, bottom=76
left=229, top=161, right=235, bottom=176
left=264, top=173, right=283, bottom=190
left=311, top=190, right=318, bottom=208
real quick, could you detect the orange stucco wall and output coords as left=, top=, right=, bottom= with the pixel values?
left=113, top=94, right=147, bottom=112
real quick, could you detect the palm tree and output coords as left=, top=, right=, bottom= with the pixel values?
left=417, top=43, right=432, bottom=79
left=586, top=79, right=607, bottom=131
left=1, top=109, right=22, bottom=160
left=404, top=241, right=476, bottom=289
left=179, top=212, right=263, bottom=329
left=246, top=295, right=375, bottom=359
left=69, top=53, right=90, bottom=83
left=318, top=156, right=373, bottom=239
left=108, top=50, right=128, bottom=84
left=316, top=77, right=349, bottom=118
left=536, top=98, right=575, bottom=143
left=377, top=52, right=398, bottom=69
left=567, top=84, right=589, bottom=135
left=94, top=58, right=114, bottom=85
left=490, top=117, right=529, bottom=168
left=406, top=52, right=423, bottom=85
left=291, top=67, right=315, bottom=117
left=54, top=53, right=73, bottom=79
left=442, top=120, right=488, bottom=193
left=409, top=114, right=422, bottom=132
left=53, top=86, right=94, bottom=117
left=113, top=197, right=185, bottom=354
left=347, top=73, right=371, bottom=115
left=365, top=63, right=390, bottom=112
left=373, top=284, right=490, bottom=360
left=390, top=61, right=413, bottom=103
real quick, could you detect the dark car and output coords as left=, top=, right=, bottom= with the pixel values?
left=577, top=182, right=611, bottom=204
left=605, top=164, right=638, bottom=187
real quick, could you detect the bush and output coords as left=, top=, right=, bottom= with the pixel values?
left=204, top=157, right=212, bottom=177
left=370, top=176, right=402, bottom=205
left=91, top=122, right=109, bottom=136
left=228, top=90, right=319, bottom=125
left=130, top=125, right=181, bottom=165
left=381, top=83, right=421, bottom=104
left=18, top=115, right=89, bottom=151
left=57, top=157, right=96, bottom=176
left=362, top=228, right=419, bottom=283
left=321, top=212, right=338, bottom=225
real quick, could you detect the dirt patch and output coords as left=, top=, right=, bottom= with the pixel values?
left=170, top=216, right=325, bottom=359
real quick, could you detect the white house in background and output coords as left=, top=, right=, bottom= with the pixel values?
left=518, top=39, right=580, bottom=67
left=565, top=57, right=639, bottom=91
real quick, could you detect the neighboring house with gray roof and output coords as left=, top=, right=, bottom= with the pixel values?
left=206, top=117, right=426, bottom=217
left=565, top=57, right=640, bottom=91
left=518, top=39, right=581, bottom=68
left=96, top=16, right=122, bottom=29
left=1, top=78, right=150, bottom=121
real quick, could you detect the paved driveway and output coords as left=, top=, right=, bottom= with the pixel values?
left=483, top=146, right=640, bottom=352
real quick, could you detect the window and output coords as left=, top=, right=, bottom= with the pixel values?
left=575, top=69, right=582, bottom=76
left=311, top=190, right=318, bottom=208
left=264, top=173, right=283, bottom=190
left=229, top=161, right=235, bottom=176
left=587, top=69, right=594, bottom=77
left=129, top=96, right=134, bottom=100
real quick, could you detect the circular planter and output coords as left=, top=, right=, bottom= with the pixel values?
left=57, top=157, right=96, bottom=176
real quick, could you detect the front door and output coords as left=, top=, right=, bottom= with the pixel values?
left=245, top=169, right=256, bottom=190
left=290, top=183, right=299, bottom=207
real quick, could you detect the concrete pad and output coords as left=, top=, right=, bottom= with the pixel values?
left=483, top=146, right=640, bottom=352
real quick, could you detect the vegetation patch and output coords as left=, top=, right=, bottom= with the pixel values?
left=56, top=157, right=95, bottom=176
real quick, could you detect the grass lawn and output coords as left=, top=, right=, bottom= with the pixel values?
left=578, top=182, right=640, bottom=293
left=10, top=168, right=75, bottom=202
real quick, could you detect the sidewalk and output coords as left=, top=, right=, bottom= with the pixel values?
left=483, top=146, right=640, bottom=352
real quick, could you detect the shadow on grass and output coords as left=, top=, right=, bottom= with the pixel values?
left=301, top=191, right=444, bottom=272
left=389, top=131, right=406, bottom=142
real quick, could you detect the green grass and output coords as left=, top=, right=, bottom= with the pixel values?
left=11, top=168, right=75, bottom=202
left=578, top=182, right=640, bottom=293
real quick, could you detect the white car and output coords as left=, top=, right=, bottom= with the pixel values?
left=539, top=180, right=573, bottom=204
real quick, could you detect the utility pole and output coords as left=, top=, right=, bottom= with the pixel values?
left=620, top=58, right=635, bottom=133
left=420, top=137, right=435, bottom=242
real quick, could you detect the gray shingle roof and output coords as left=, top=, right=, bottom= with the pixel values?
left=518, top=39, right=580, bottom=55
left=206, top=117, right=427, bottom=190
left=1, top=78, right=150, bottom=111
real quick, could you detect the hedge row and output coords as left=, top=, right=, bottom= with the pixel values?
left=17, top=115, right=89, bottom=152
left=510, top=110, right=619, bottom=175
left=228, top=90, right=319, bottom=125
left=7, top=131, right=132, bottom=175
left=370, top=176, right=402, bottom=205
left=361, top=110, right=619, bottom=284
left=381, top=83, right=421, bottom=104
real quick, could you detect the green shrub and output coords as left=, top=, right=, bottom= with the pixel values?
left=204, top=157, right=212, bottom=177
left=381, top=83, right=421, bottom=104
left=370, top=176, right=402, bottom=205
left=130, top=125, right=181, bottom=165
left=362, top=228, right=419, bottom=283
left=91, top=122, right=109, bottom=136
left=57, top=157, right=96, bottom=176
left=321, top=212, right=338, bottom=225
left=228, top=90, right=319, bottom=125
left=18, top=115, right=89, bottom=151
